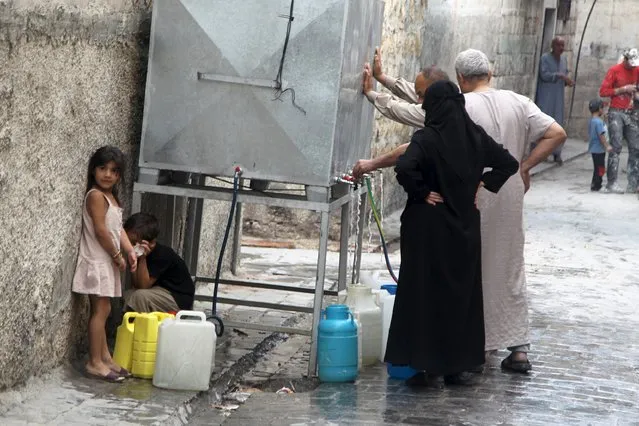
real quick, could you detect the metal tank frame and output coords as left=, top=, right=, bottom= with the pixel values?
left=133, top=175, right=367, bottom=376
left=132, top=0, right=384, bottom=376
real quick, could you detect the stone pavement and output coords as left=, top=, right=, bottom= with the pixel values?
left=0, top=304, right=298, bottom=426
left=4, top=140, right=636, bottom=426
left=191, top=151, right=639, bottom=425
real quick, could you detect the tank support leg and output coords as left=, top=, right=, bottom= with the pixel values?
left=308, top=210, right=330, bottom=377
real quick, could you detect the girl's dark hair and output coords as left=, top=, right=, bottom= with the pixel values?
left=86, top=146, right=126, bottom=203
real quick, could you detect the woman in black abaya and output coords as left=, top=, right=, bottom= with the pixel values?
left=384, top=80, right=518, bottom=386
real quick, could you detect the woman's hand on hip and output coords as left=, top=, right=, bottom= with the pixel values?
left=425, top=192, right=444, bottom=205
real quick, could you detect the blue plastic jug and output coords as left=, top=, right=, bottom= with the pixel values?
left=379, top=284, right=418, bottom=380
left=318, top=304, right=358, bottom=383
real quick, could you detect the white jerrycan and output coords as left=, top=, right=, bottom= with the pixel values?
left=152, top=311, right=217, bottom=391
left=345, top=285, right=382, bottom=367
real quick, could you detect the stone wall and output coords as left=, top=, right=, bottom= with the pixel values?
left=0, top=0, right=246, bottom=390
left=0, top=0, right=153, bottom=389
left=242, top=0, right=426, bottom=240
left=560, top=0, right=639, bottom=140
left=243, top=0, right=549, bottom=237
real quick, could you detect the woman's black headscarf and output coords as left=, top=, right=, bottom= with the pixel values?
left=421, top=80, right=483, bottom=182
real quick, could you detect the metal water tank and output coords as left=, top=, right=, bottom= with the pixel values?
left=139, top=0, right=385, bottom=187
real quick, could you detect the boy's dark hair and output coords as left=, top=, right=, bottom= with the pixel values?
left=589, top=98, right=604, bottom=113
left=124, top=213, right=160, bottom=241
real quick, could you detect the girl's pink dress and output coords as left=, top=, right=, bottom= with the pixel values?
left=72, top=189, right=123, bottom=297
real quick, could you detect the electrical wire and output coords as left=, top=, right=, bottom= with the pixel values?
left=273, top=0, right=306, bottom=115
left=365, top=177, right=398, bottom=283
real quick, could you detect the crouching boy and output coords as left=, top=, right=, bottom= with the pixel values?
left=124, top=213, right=195, bottom=312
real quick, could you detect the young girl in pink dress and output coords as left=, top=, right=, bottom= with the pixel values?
left=72, top=146, right=138, bottom=382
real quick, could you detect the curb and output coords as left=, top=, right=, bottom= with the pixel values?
left=530, top=151, right=589, bottom=177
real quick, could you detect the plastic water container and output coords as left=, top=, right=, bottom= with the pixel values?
left=345, top=285, right=382, bottom=366
left=318, top=305, right=358, bottom=383
left=113, top=312, right=140, bottom=371
left=387, top=363, right=418, bottom=379
left=153, top=311, right=217, bottom=391
left=379, top=284, right=396, bottom=362
left=378, top=285, right=418, bottom=379
left=131, top=312, right=174, bottom=379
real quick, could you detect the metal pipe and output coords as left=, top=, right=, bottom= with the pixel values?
left=567, top=0, right=599, bottom=127
left=308, top=211, right=330, bottom=377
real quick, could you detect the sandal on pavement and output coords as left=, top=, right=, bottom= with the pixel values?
left=501, top=353, right=532, bottom=373
left=112, top=367, right=132, bottom=378
left=86, top=370, right=125, bottom=383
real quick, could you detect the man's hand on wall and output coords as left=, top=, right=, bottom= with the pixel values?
left=362, top=64, right=374, bottom=94
left=373, top=46, right=386, bottom=83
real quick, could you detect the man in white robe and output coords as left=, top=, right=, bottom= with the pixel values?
left=354, top=49, right=567, bottom=372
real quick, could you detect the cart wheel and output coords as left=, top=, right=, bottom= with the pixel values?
left=207, top=314, right=224, bottom=337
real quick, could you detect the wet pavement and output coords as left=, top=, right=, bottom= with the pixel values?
left=0, top=306, right=293, bottom=426
left=193, top=151, right=639, bottom=425
left=4, top=145, right=639, bottom=425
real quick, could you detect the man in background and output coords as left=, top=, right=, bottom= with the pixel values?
left=535, top=36, right=573, bottom=165
left=598, top=48, right=639, bottom=194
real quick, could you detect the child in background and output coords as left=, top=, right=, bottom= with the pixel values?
left=72, top=146, right=138, bottom=382
left=588, top=99, right=612, bottom=191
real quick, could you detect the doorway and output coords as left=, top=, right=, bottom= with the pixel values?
left=535, top=8, right=557, bottom=101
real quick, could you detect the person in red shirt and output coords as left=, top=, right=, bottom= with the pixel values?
left=598, top=48, right=639, bottom=193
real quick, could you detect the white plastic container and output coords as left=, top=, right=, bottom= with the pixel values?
left=152, top=311, right=217, bottom=391
left=381, top=293, right=395, bottom=362
left=345, top=285, right=382, bottom=366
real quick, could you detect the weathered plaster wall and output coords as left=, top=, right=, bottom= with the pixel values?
left=560, top=0, right=639, bottom=140
left=0, top=0, right=151, bottom=389
left=242, top=0, right=426, bottom=240
left=378, top=0, right=545, bottom=211
left=0, top=0, right=234, bottom=389
left=243, top=0, right=548, bottom=237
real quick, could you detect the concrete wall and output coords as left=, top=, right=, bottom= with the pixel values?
left=381, top=0, right=546, bottom=211
left=560, top=0, right=639, bottom=140
left=242, top=0, right=426, bottom=240
left=243, top=0, right=549, bottom=238
left=0, top=0, right=153, bottom=389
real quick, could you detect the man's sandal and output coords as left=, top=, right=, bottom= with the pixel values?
left=501, top=353, right=532, bottom=373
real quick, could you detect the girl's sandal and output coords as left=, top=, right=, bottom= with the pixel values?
left=500, top=353, right=532, bottom=373
left=113, top=367, right=133, bottom=378
left=86, top=370, right=125, bottom=383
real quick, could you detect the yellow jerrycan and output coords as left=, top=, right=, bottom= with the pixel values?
left=113, top=312, right=140, bottom=371
left=131, top=312, right=175, bottom=379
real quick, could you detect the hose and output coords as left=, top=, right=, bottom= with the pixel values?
left=365, top=176, right=398, bottom=283
left=567, top=0, right=599, bottom=126
left=209, top=167, right=242, bottom=336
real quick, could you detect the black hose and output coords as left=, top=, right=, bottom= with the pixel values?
left=567, top=0, right=599, bottom=126
left=209, top=168, right=241, bottom=336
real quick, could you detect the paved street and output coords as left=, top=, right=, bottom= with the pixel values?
left=200, top=153, right=639, bottom=425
